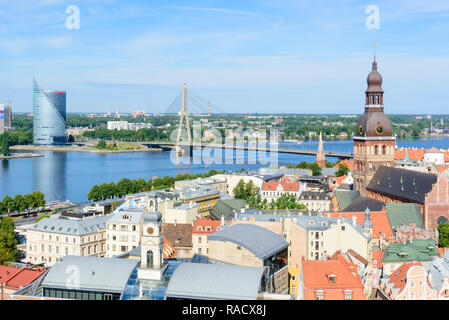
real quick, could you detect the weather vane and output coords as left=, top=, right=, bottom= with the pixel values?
left=373, top=43, right=378, bottom=59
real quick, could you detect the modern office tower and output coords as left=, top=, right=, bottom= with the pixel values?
left=0, top=104, right=5, bottom=134
left=33, top=79, right=67, bottom=145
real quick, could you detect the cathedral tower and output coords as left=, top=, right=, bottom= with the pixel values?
left=316, top=131, right=326, bottom=169
left=353, top=57, right=395, bottom=196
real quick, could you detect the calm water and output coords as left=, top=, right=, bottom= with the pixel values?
left=1, top=137, right=448, bottom=203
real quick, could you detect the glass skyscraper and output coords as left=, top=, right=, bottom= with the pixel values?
left=33, top=79, right=67, bottom=145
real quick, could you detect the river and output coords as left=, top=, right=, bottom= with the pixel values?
left=1, top=137, right=448, bottom=203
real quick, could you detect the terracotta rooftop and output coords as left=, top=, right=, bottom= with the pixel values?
left=0, top=266, right=45, bottom=289
left=394, top=148, right=426, bottom=161
left=326, top=211, right=393, bottom=239
left=302, top=255, right=363, bottom=289
left=192, top=216, right=225, bottom=235
left=333, top=160, right=354, bottom=171
left=261, top=178, right=299, bottom=191
left=385, top=263, right=422, bottom=293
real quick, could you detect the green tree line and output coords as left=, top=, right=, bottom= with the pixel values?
left=87, top=169, right=226, bottom=201
left=0, top=191, right=46, bottom=215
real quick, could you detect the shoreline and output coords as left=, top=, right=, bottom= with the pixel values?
left=0, top=152, right=44, bottom=160
left=10, top=145, right=163, bottom=154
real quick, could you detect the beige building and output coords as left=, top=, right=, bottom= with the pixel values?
left=212, top=173, right=265, bottom=196
left=298, top=191, right=331, bottom=212
left=25, top=215, right=110, bottom=266
left=105, top=208, right=145, bottom=257
left=164, top=202, right=199, bottom=225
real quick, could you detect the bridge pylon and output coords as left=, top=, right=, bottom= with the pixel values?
left=175, top=83, right=192, bottom=156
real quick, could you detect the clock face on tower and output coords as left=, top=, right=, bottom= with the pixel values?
left=376, top=125, right=384, bottom=135
left=146, top=227, right=154, bottom=235
left=358, top=125, right=364, bottom=135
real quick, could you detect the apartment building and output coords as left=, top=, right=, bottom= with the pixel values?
left=25, top=215, right=110, bottom=266
left=105, top=208, right=145, bottom=257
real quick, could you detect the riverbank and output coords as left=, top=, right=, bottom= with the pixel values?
left=0, top=152, right=44, bottom=160
left=10, top=144, right=163, bottom=154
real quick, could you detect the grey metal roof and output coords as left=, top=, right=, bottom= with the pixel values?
left=165, top=262, right=264, bottom=300
left=30, top=215, right=110, bottom=236
left=208, top=224, right=288, bottom=260
left=42, top=256, right=138, bottom=293
left=107, top=208, right=144, bottom=225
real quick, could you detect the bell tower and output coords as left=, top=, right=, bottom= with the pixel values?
left=353, top=56, right=395, bottom=196
left=138, top=211, right=167, bottom=282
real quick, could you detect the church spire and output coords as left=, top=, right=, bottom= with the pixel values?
left=316, top=132, right=326, bottom=169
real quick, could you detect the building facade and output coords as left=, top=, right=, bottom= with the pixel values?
left=33, top=79, right=67, bottom=145
left=353, top=58, right=395, bottom=196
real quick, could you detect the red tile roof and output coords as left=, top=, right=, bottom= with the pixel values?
left=261, top=178, right=299, bottom=192
left=0, top=266, right=45, bottom=290
left=386, top=263, right=422, bottom=293
left=163, top=236, right=178, bottom=259
left=371, top=250, right=384, bottom=268
left=192, top=216, right=225, bottom=235
left=333, top=175, right=348, bottom=187
left=325, top=211, right=393, bottom=240
left=437, top=165, right=448, bottom=173
left=301, top=255, right=364, bottom=300
left=426, top=147, right=443, bottom=154
left=444, top=151, right=449, bottom=163
left=333, top=160, right=354, bottom=170
left=395, top=148, right=426, bottom=161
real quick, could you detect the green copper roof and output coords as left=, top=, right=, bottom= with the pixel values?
left=210, top=199, right=247, bottom=220
left=385, top=203, right=424, bottom=232
left=335, top=190, right=360, bottom=211
left=382, top=240, right=439, bottom=263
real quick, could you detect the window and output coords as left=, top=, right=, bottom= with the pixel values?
left=341, top=226, right=345, bottom=231
left=291, top=286, right=296, bottom=293
left=198, top=248, right=202, bottom=254
left=291, top=276, right=296, bottom=281
left=198, top=237, right=202, bottom=243
left=65, top=247, right=68, bottom=255
left=316, top=291, right=324, bottom=300
left=344, top=291, right=352, bottom=300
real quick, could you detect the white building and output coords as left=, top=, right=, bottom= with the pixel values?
left=423, top=147, right=445, bottom=165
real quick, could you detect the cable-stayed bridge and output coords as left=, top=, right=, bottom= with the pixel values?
left=159, top=83, right=353, bottom=159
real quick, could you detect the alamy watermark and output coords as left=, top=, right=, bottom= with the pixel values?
left=365, top=5, right=380, bottom=30
left=65, top=264, right=80, bottom=290
left=65, top=5, right=80, bottom=30
left=169, top=121, right=279, bottom=167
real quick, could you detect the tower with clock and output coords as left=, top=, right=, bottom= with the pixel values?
left=353, top=56, right=395, bottom=196
left=137, top=211, right=167, bottom=282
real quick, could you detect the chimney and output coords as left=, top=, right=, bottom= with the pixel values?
left=240, top=208, right=245, bottom=214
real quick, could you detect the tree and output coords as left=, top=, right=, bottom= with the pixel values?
left=308, top=162, right=322, bottom=176
left=335, top=163, right=350, bottom=177
left=96, top=139, right=107, bottom=149
left=438, top=223, right=449, bottom=247
left=1, top=195, right=13, bottom=214
left=0, top=216, right=18, bottom=264
left=269, top=193, right=307, bottom=210
left=68, top=134, right=75, bottom=143
left=233, top=180, right=247, bottom=199
left=2, top=132, right=10, bottom=156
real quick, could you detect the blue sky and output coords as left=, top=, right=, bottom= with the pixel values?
left=0, top=0, right=448, bottom=114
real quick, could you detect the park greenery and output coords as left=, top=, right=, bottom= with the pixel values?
left=87, top=169, right=226, bottom=201
left=438, top=223, right=449, bottom=247
left=287, top=161, right=323, bottom=176
left=335, top=163, right=350, bottom=177
left=0, top=216, right=18, bottom=265
left=0, top=191, right=46, bottom=215
left=233, top=179, right=307, bottom=210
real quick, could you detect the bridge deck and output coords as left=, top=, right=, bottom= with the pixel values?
left=143, top=142, right=353, bottom=158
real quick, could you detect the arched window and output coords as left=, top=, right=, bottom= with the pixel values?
left=374, top=145, right=378, bottom=155
left=370, top=96, right=374, bottom=104
left=382, top=145, right=386, bottom=155
left=375, top=96, right=379, bottom=104
left=147, top=250, right=154, bottom=268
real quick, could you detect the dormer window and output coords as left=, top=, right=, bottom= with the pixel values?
left=328, top=274, right=336, bottom=283
left=197, top=226, right=203, bottom=231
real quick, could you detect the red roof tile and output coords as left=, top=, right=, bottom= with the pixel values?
left=0, top=266, right=45, bottom=289
left=326, top=211, right=393, bottom=239
left=386, top=263, right=422, bottom=293
left=261, top=178, right=299, bottom=192
left=301, top=255, right=364, bottom=300
left=192, top=216, right=225, bottom=235
left=333, top=160, right=354, bottom=170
